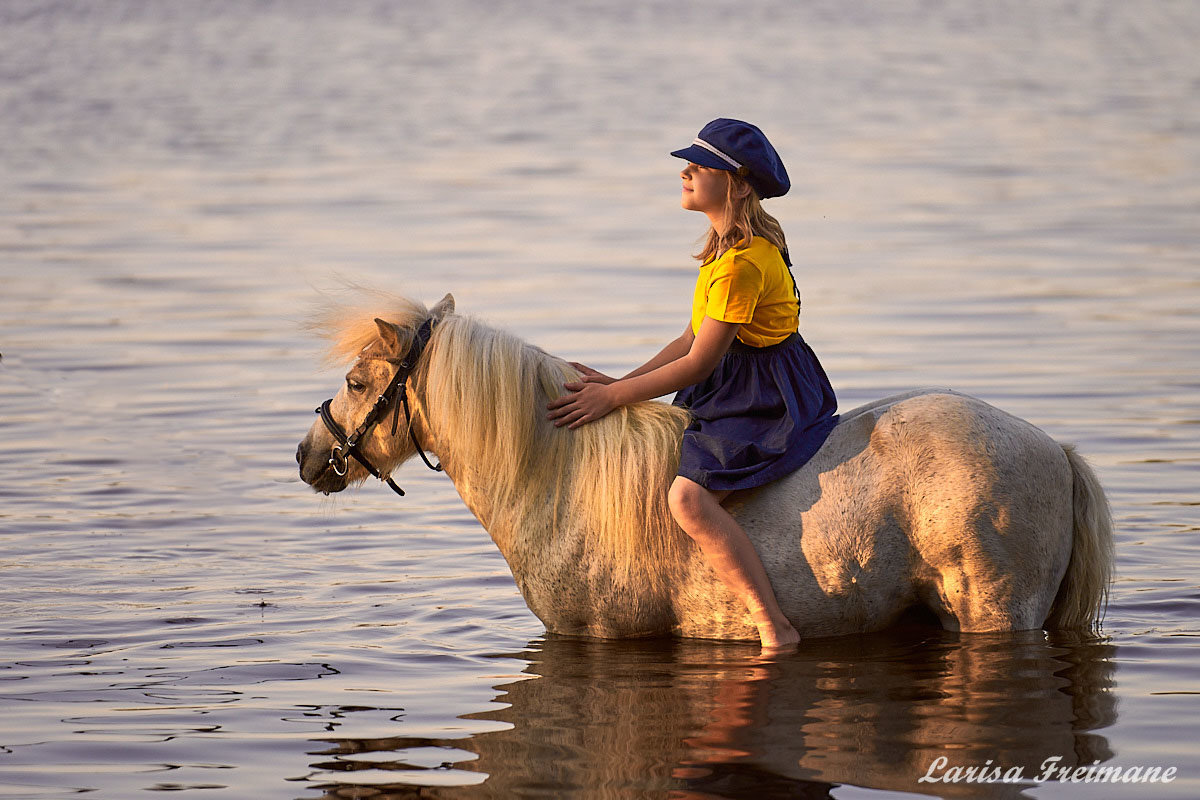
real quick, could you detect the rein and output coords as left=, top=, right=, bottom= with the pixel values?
left=315, top=317, right=443, bottom=496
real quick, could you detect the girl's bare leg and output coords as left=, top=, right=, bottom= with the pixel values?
left=668, top=476, right=800, bottom=649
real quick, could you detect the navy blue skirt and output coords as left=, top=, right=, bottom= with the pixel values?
left=673, top=333, right=838, bottom=491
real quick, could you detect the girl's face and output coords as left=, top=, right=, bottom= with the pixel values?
left=680, top=163, right=730, bottom=217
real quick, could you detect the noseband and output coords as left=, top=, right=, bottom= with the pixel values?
left=315, top=317, right=443, bottom=496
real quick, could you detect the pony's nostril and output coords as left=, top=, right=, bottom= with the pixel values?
left=296, top=443, right=304, bottom=465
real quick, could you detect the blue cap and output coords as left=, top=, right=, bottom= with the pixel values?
left=670, top=118, right=790, bottom=199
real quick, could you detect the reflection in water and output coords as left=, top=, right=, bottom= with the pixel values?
left=306, top=624, right=1117, bottom=798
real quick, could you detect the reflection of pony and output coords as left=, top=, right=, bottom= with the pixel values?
left=296, top=291, right=1114, bottom=639
left=305, top=632, right=1119, bottom=798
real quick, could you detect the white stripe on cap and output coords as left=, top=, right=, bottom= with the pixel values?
left=691, top=137, right=742, bottom=169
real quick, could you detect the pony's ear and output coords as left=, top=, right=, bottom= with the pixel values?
left=374, top=318, right=403, bottom=356
left=430, top=293, right=455, bottom=321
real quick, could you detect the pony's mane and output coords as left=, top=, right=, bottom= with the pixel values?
left=308, top=287, right=430, bottom=365
left=311, top=288, right=692, bottom=587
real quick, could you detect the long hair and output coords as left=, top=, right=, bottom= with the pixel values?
left=694, top=172, right=788, bottom=264
left=313, top=290, right=693, bottom=590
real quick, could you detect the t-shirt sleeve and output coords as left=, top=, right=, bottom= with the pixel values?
left=704, top=253, right=762, bottom=324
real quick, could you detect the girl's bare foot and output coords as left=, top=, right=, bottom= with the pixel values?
left=751, top=609, right=800, bottom=651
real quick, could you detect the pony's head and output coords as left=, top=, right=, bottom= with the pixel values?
left=296, top=292, right=455, bottom=495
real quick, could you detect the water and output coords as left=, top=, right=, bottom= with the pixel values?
left=1, top=1, right=1197, bottom=797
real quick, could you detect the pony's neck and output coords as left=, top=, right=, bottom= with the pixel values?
left=414, top=316, right=572, bottom=556
left=413, top=315, right=705, bottom=635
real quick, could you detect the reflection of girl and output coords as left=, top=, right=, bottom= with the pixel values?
left=547, top=119, right=838, bottom=649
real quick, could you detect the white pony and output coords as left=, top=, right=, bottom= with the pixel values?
left=296, top=292, right=1113, bottom=640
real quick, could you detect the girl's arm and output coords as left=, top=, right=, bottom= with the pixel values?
left=621, top=321, right=695, bottom=380
left=569, top=322, right=694, bottom=384
left=547, top=317, right=738, bottom=429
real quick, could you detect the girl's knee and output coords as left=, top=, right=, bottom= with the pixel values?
left=668, top=478, right=709, bottom=529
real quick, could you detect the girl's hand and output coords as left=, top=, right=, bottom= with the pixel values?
left=546, top=381, right=619, bottom=428
left=569, top=362, right=616, bottom=385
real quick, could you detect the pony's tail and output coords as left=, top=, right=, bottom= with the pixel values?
left=1045, top=444, right=1115, bottom=631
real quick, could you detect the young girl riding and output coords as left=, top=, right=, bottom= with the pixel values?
left=546, top=118, right=839, bottom=649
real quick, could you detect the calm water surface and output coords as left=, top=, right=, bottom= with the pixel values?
left=1, top=2, right=1197, bottom=798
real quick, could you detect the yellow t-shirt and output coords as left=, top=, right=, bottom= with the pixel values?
left=690, top=237, right=799, bottom=347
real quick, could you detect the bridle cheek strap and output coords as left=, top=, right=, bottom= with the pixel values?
left=314, top=318, right=443, bottom=497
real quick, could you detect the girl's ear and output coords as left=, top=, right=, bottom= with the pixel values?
left=730, top=176, right=753, bottom=200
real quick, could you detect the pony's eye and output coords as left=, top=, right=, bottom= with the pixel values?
left=347, top=380, right=366, bottom=393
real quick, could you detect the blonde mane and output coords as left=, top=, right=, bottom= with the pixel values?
left=309, top=287, right=431, bottom=365
left=313, top=289, right=692, bottom=587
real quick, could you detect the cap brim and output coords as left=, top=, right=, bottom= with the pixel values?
left=670, top=145, right=736, bottom=172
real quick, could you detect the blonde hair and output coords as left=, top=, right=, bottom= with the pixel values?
left=695, top=172, right=789, bottom=265
left=309, top=286, right=429, bottom=365
left=313, top=289, right=693, bottom=591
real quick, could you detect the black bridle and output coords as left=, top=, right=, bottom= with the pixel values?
left=315, top=317, right=443, bottom=496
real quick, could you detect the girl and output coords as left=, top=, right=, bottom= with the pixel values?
left=546, top=118, right=838, bottom=649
